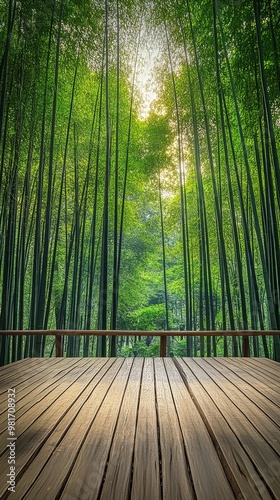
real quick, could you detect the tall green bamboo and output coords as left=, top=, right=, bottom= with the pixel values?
left=158, top=171, right=169, bottom=336
left=213, top=0, right=248, bottom=355
left=99, top=0, right=111, bottom=356
left=165, top=21, right=191, bottom=354
left=110, top=0, right=120, bottom=356
left=216, top=0, right=279, bottom=358
left=0, top=0, right=16, bottom=144
left=29, top=2, right=55, bottom=355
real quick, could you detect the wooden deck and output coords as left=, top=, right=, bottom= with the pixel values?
left=0, top=357, right=279, bottom=499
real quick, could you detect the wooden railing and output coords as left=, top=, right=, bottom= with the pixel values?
left=1, top=329, right=280, bottom=357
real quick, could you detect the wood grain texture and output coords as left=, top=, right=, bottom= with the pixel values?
left=178, top=358, right=280, bottom=498
left=12, top=358, right=113, bottom=499
left=0, top=357, right=279, bottom=500
left=212, top=358, right=280, bottom=413
left=175, top=358, right=274, bottom=499
left=14, top=358, right=121, bottom=500
left=100, top=358, right=143, bottom=500
left=154, top=358, right=194, bottom=499
left=131, top=358, right=161, bottom=500
left=164, top=358, right=235, bottom=500
left=61, top=358, right=132, bottom=500
left=196, top=358, right=280, bottom=452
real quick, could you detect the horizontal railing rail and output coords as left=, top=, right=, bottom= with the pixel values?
left=1, top=329, right=280, bottom=357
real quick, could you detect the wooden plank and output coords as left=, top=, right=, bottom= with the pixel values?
left=246, top=363, right=280, bottom=383
left=0, top=359, right=84, bottom=430
left=131, top=358, right=161, bottom=500
left=100, top=359, right=143, bottom=500
left=59, top=359, right=133, bottom=500
left=175, top=358, right=273, bottom=499
left=214, top=358, right=280, bottom=409
left=8, top=359, right=113, bottom=500
left=245, top=357, right=280, bottom=374
left=256, top=358, right=280, bottom=372
left=0, top=358, right=53, bottom=392
left=0, top=358, right=34, bottom=381
left=229, top=358, right=280, bottom=394
left=0, top=358, right=81, bottom=410
left=164, top=359, right=234, bottom=500
left=0, top=358, right=93, bottom=471
left=2, top=329, right=280, bottom=337
left=182, top=358, right=280, bottom=498
left=246, top=358, right=280, bottom=380
left=196, top=358, right=280, bottom=453
left=1, top=356, right=279, bottom=500
left=0, top=358, right=32, bottom=372
left=0, top=359, right=67, bottom=400
left=154, top=358, right=194, bottom=499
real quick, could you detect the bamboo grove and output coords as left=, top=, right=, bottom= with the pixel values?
left=0, top=0, right=279, bottom=364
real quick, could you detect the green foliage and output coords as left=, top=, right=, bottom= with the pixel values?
left=0, top=0, right=279, bottom=363
left=118, top=339, right=160, bottom=357
left=128, top=304, right=168, bottom=330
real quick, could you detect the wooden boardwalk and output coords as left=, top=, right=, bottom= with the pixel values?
left=0, top=357, right=279, bottom=499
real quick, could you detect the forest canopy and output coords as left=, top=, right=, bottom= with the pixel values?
left=0, top=0, right=280, bottom=363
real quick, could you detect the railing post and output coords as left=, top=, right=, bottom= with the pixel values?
left=56, top=335, right=63, bottom=357
left=242, top=336, right=249, bottom=357
left=160, top=335, right=167, bottom=357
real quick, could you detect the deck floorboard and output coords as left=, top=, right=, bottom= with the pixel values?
left=182, top=358, right=280, bottom=498
left=0, top=359, right=84, bottom=424
left=11, top=358, right=113, bottom=499
left=213, top=358, right=280, bottom=406
left=198, top=358, right=280, bottom=440
left=176, top=358, right=278, bottom=499
left=163, top=358, right=235, bottom=500
left=154, top=358, right=194, bottom=500
left=131, top=358, right=161, bottom=500
left=0, top=357, right=279, bottom=500
left=100, top=358, right=143, bottom=500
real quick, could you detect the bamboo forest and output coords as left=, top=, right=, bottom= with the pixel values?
left=0, top=0, right=280, bottom=365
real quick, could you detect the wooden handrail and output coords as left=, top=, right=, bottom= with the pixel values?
left=1, top=329, right=279, bottom=357
left=1, top=329, right=280, bottom=336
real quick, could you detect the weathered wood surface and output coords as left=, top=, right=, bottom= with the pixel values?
left=0, top=357, right=279, bottom=499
